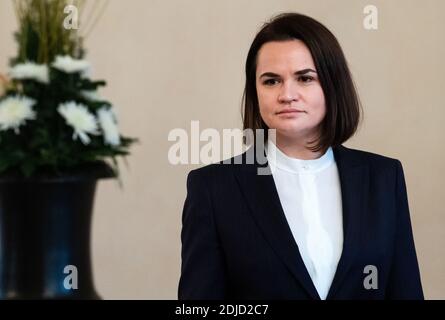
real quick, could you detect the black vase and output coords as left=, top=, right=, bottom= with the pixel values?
left=0, top=162, right=115, bottom=299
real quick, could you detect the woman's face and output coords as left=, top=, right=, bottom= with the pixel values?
left=255, top=40, right=326, bottom=142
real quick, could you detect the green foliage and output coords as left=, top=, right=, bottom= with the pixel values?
left=12, top=0, right=85, bottom=64
left=0, top=0, right=137, bottom=178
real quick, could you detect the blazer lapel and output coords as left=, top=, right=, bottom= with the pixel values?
left=233, top=144, right=368, bottom=300
left=326, top=145, right=369, bottom=299
left=233, top=146, right=320, bottom=300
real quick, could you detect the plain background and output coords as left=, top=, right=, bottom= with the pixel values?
left=0, top=0, right=444, bottom=299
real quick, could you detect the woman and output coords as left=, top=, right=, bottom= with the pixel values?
left=178, top=12, right=423, bottom=300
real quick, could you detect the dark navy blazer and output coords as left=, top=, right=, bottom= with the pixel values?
left=178, top=144, right=424, bottom=300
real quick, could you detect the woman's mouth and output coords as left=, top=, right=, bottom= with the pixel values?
left=276, top=108, right=305, bottom=116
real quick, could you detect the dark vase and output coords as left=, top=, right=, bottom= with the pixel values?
left=0, top=162, right=115, bottom=299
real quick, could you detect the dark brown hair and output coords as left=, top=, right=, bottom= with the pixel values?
left=242, top=12, right=362, bottom=152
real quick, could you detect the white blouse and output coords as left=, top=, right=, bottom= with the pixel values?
left=265, top=139, right=343, bottom=300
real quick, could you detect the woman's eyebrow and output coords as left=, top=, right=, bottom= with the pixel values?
left=295, top=68, right=317, bottom=75
left=259, top=68, right=317, bottom=78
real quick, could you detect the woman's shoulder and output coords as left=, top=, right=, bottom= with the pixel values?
left=187, top=144, right=405, bottom=180
left=185, top=149, right=260, bottom=185
left=336, top=145, right=404, bottom=180
left=186, top=152, right=245, bottom=178
left=338, top=145, right=402, bottom=166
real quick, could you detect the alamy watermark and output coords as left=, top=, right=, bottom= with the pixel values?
left=63, top=265, right=78, bottom=290
left=167, top=121, right=278, bottom=175
left=363, top=264, right=378, bottom=290
left=63, top=5, right=79, bottom=30
left=363, top=5, right=378, bottom=30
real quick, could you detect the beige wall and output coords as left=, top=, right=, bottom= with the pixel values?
left=1, top=0, right=444, bottom=299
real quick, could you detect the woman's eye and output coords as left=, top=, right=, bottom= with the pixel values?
left=263, top=79, right=279, bottom=86
left=299, top=75, right=314, bottom=83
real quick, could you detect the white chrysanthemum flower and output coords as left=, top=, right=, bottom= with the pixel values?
left=9, top=62, right=49, bottom=84
left=81, top=90, right=101, bottom=101
left=97, top=106, right=121, bottom=146
left=52, top=55, right=91, bottom=75
left=0, top=96, right=36, bottom=134
left=57, top=101, right=99, bottom=145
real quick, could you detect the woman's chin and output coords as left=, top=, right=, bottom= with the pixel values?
left=273, top=126, right=314, bottom=140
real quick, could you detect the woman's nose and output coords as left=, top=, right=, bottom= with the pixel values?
left=278, top=81, right=300, bottom=103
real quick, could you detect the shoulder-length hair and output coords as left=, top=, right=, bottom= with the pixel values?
left=242, top=12, right=362, bottom=152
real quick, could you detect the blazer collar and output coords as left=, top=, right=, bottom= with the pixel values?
left=233, top=144, right=369, bottom=300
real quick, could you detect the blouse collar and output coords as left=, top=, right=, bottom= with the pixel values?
left=265, top=139, right=335, bottom=174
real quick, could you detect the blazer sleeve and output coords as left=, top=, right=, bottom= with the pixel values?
left=178, top=169, right=227, bottom=300
left=386, top=160, right=424, bottom=299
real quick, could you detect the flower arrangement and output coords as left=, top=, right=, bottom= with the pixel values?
left=0, top=0, right=136, bottom=178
